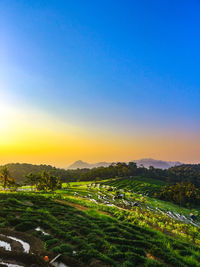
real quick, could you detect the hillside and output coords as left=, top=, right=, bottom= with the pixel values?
left=168, top=164, right=200, bottom=184
left=0, top=163, right=68, bottom=184
left=133, top=158, right=182, bottom=169
left=103, top=176, right=167, bottom=196
left=1, top=165, right=200, bottom=266
left=1, top=187, right=200, bottom=266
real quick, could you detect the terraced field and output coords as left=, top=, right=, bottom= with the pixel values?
left=102, top=177, right=166, bottom=195
left=1, top=188, right=200, bottom=266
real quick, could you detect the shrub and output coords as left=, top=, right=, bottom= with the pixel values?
left=46, top=238, right=59, bottom=248
left=145, top=258, right=165, bottom=267
left=6, top=198, right=22, bottom=206
left=51, top=246, right=61, bottom=253
left=125, top=252, right=146, bottom=265
left=183, top=256, right=200, bottom=267
left=59, top=243, right=74, bottom=253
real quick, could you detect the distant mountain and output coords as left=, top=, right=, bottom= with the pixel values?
left=133, top=158, right=182, bottom=169
left=68, top=160, right=90, bottom=169
left=68, top=160, right=111, bottom=169
left=68, top=159, right=182, bottom=170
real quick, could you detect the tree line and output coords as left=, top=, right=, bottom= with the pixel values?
left=155, top=182, right=200, bottom=207
left=1, top=163, right=200, bottom=207
left=1, top=162, right=200, bottom=185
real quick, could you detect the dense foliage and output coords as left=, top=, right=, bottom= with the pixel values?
left=168, top=164, right=200, bottom=185
left=0, top=167, right=17, bottom=189
left=155, top=182, right=200, bottom=207
left=1, top=163, right=64, bottom=183
left=24, top=170, right=62, bottom=191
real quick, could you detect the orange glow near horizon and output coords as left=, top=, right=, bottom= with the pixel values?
left=0, top=101, right=199, bottom=168
left=1, top=1, right=200, bottom=169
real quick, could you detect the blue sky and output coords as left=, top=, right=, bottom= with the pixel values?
left=0, top=1, right=200, bottom=166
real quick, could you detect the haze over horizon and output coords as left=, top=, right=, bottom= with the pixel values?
left=0, top=1, right=200, bottom=167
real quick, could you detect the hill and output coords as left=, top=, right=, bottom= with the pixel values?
left=68, top=159, right=182, bottom=170
left=133, top=158, right=182, bottom=169
left=1, top=190, right=200, bottom=266
left=1, top=166, right=200, bottom=266
left=0, top=163, right=68, bottom=183
left=68, top=160, right=111, bottom=169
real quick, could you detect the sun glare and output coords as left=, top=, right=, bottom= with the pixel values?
left=0, top=103, right=11, bottom=131
left=0, top=101, right=20, bottom=136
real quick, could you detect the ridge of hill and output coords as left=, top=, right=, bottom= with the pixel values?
left=68, top=158, right=182, bottom=169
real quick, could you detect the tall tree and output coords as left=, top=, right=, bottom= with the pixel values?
left=24, top=172, right=40, bottom=188
left=0, top=167, right=10, bottom=190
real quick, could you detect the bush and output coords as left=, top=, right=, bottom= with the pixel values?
left=60, top=243, right=74, bottom=253
left=6, top=198, right=22, bottom=206
left=51, top=246, right=61, bottom=253
left=51, top=243, right=74, bottom=254
left=145, top=258, right=165, bottom=267
left=46, top=238, right=59, bottom=248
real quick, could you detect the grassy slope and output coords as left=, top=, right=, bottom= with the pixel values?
left=103, top=176, right=167, bottom=195
left=101, top=177, right=199, bottom=216
left=2, top=177, right=200, bottom=266
left=1, top=192, right=200, bottom=267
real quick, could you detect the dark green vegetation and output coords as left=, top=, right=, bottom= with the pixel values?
left=24, top=171, right=62, bottom=191
left=0, top=163, right=67, bottom=184
left=1, top=162, right=200, bottom=186
left=168, top=164, right=200, bottom=185
left=156, top=182, right=200, bottom=207
left=0, top=166, right=17, bottom=190
left=1, top=192, right=200, bottom=266
left=1, top=162, right=200, bottom=185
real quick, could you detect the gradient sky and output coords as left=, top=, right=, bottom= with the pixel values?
left=0, top=0, right=200, bottom=167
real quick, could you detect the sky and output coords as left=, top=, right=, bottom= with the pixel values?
left=0, top=0, right=200, bottom=167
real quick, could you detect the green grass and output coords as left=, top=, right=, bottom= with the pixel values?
left=103, top=177, right=166, bottom=196
left=50, top=182, right=200, bottom=246
left=101, top=176, right=200, bottom=217
left=1, top=192, right=200, bottom=266
left=2, top=176, right=200, bottom=266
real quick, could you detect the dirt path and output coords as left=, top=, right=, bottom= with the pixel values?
left=55, top=199, right=110, bottom=216
left=55, top=199, right=88, bottom=211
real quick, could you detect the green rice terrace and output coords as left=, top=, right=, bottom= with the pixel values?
left=1, top=163, right=200, bottom=266
left=1, top=179, right=200, bottom=266
left=102, top=176, right=167, bottom=196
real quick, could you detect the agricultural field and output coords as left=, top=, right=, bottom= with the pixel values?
left=1, top=179, right=200, bottom=266
left=102, top=177, right=167, bottom=196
